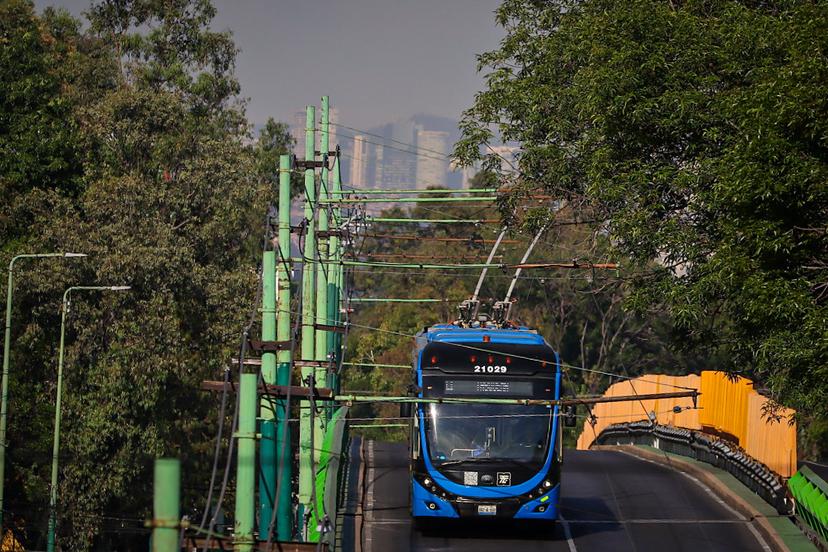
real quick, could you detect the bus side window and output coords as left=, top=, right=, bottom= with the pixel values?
left=412, top=414, right=420, bottom=460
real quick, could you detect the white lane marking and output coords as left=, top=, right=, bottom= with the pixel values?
left=566, top=519, right=753, bottom=524
left=615, top=449, right=772, bottom=552
left=355, top=438, right=366, bottom=552
left=559, top=514, right=578, bottom=552
left=745, top=521, right=773, bottom=552
left=364, top=440, right=375, bottom=552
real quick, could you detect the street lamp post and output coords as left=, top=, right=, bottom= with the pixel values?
left=0, top=253, right=87, bottom=533
left=46, top=285, right=130, bottom=552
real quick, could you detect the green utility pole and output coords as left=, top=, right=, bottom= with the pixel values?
left=234, top=365, right=257, bottom=551
left=258, top=236, right=277, bottom=535
left=47, top=285, right=130, bottom=552
left=274, top=154, right=293, bottom=539
left=298, top=104, right=317, bottom=531
left=328, top=151, right=343, bottom=397
left=314, top=96, right=331, bottom=436
left=1, top=252, right=86, bottom=534
left=151, top=458, right=180, bottom=552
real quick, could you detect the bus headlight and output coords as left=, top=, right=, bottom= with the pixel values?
left=543, top=480, right=552, bottom=488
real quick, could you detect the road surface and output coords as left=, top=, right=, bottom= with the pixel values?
left=339, top=438, right=773, bottom=552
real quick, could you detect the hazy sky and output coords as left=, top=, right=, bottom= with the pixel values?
left=33, top=0, right=505, bottom=129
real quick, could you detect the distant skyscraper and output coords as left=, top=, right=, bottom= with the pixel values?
left=374, top=143, right=384, bottom=184
left=416, top=130, right=449, bottom=188
left=380, top=119, right=417, bottom=189
left=351, top=135, right=369, bottom=188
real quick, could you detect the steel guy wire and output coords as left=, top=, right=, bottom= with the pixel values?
left=265, top=267, right=302, bottom=546
left=331, top=122, right=451, bottom=159
left=200, top=211, right=268, bottom=543
left=332, top=127, right=448, bottom=162
left=272, top=306, right=697, bottom=392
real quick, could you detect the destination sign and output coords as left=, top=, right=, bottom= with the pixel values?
left=421, top=342, right=557, bottom=377
left=443, top=379, right=534, bottom=397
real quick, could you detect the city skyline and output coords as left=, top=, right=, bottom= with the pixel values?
left=285, top=109, right=474, bottom=192
left=33, top=0, right=505, bottom=130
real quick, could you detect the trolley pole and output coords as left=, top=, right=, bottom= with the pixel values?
left=314, top=95, right=331, bottom=439
left=274, top=154, right=293, bottom=539
left=258, top=227, right=277, bottom=535
left=151, top=458, right=180, bottom=552
left=298, top=105, right=317, bottom=531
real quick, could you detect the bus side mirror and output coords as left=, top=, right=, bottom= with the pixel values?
left=563, top=405, right=577, bottom=427
left=400, top=401, right=412, bottom=418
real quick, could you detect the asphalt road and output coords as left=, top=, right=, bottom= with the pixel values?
left=339, top=438, right=773, bottom=552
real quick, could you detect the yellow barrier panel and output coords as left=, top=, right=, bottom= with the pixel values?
left=745, top=393, right=797, bottom=477
left=698, top=371, right=752, bottom=443
left=575, top=371, right=797, bottom=477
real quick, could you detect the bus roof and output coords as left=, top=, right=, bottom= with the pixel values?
left=421, top=324, right=548, bottom=346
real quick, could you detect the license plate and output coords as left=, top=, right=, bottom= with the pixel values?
left=477, top=504, right=497, bottom=515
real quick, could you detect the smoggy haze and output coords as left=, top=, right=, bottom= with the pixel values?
left=33, top=0, right=505, bottom=130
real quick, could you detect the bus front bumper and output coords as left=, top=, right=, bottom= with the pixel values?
left=411, top=480, right=560, bottom=520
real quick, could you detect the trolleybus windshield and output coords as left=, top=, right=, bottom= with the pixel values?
left=423, top=403, right=552, bottom=468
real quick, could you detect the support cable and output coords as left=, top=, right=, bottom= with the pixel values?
left=200, top=271, right=262, bottom=551
left=265, top=239, right=304, bottom=544
left=199, top=212, right=269, bottom=548
left=274, top=307, right=696, bottom=392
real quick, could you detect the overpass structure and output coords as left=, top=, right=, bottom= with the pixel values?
left=343, top=439, right=777, bottom=552
left=144, top=95, right=824, bottom=552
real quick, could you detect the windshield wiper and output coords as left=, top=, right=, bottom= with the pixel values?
left=433, top=457, right=501, bottom=467
left=433, top=457, right=539, bottom=468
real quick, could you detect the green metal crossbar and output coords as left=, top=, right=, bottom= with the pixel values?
left=342, top=362, right=410, bottom=369
left=334, top=188, right=497, bottom=194
left=349, top=298, right=456, bottom=303
left=365, top=217, right=497, bottom=224
left=349, top=424, right=408, bottom=428
left=319, top=196, right=497, bottom=204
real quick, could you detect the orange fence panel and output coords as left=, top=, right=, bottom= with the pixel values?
left=698, top=371, right=751, bottom=444
left=574, top=371, right=797, bottom=477
left=745, top=393, right=797, bottom=477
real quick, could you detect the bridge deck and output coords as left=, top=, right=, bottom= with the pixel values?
left=340, top=439, right=772, bottom=552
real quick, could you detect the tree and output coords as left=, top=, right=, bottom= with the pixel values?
left=0, top=1, right=83, bottom=250
left=0, top=1, right=290, bottom=548
left=254, top=117, right=303, bottom=197
left=455, top=0, right=828, bottom=457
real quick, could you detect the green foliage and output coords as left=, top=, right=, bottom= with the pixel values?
left=0, top=1, right=83, bottom=248
left=456, top=0, right=828, bottom=457
left=0, top=1, right=293, bottom=548
left=255, top=117, right=303, bottom=197
left=87, top=0, right=241, bottom=120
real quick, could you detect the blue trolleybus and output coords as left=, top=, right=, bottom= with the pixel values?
left=406, top=323, right=562, bottom=522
